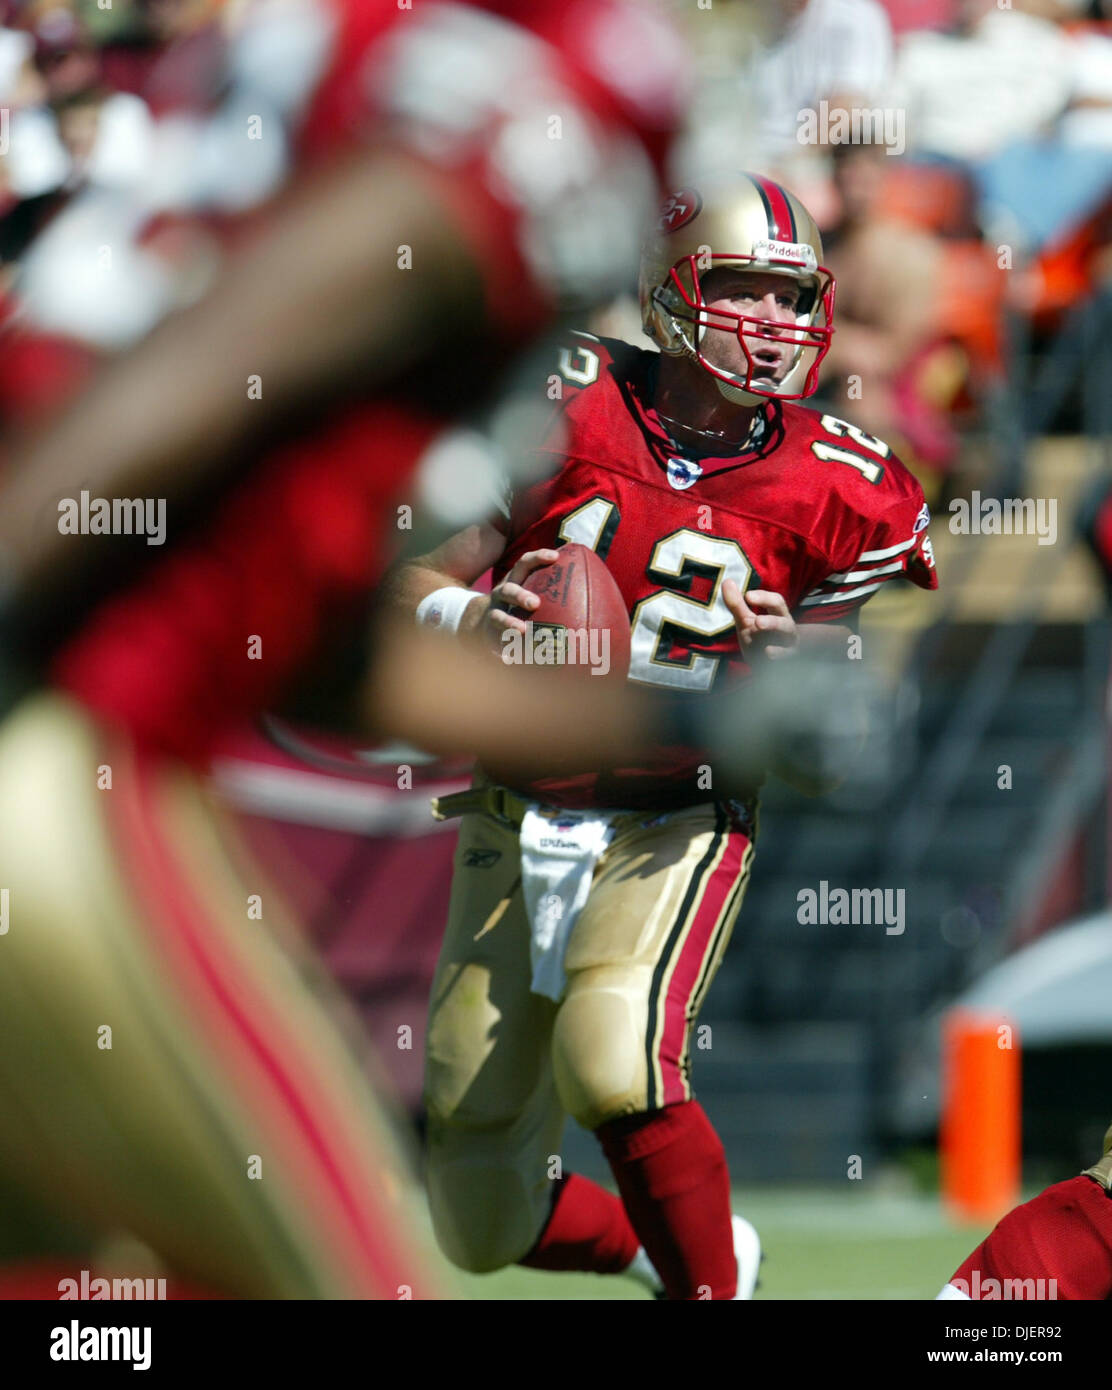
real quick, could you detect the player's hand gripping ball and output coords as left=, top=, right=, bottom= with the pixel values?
left=501, top=543, right=630, bottom=679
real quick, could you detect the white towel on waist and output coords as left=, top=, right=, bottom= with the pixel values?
left=519, top=804, right=619, bottom=1002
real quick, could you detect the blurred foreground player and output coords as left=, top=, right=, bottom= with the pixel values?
left=0, top=0, right=686, bottom=1298
left=389, top=176, right=938, bottom=1299
left=938, top=1128, right=1112, bottom=1300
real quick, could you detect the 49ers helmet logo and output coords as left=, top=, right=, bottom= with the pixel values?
left=657, top=189, right=702, bottom=234
left=640, top=174, right=835, bottom=403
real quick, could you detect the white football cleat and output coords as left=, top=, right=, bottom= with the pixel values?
left=731, top=1214, right=762, bottom=1300
left=624, top=1213, right=762, bottom=1299
left=623, top=1244, right=662, bottom=1295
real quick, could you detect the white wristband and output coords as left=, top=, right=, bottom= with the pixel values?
left=416, top=586, right=482, bottom=634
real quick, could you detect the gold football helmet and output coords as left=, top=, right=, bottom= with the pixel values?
left=639, top=174, right=835, bottom=403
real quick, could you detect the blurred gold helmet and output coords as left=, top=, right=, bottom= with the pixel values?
left=639, top=174, right=836, bottom=403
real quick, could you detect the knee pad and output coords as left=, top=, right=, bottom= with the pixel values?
left=551, top=978, right=646, bottom=1131
left=424, top=1121, right=551, bottom=1273
left=1082, top=1124, right=1112, bottom=1191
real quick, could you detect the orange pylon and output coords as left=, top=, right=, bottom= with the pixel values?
left=940, top=1008, right=1020, bottom=1223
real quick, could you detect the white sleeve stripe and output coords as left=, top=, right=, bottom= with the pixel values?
left=824, top=559, right=906, bottom=584
left=799, top=581, right=884, bottom=607
left=802, top=529, right=927, bottom=605
left=857, top=535, right=918, bottom=562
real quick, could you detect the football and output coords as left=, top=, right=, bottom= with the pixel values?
left=509, top=542, right=631, bottom=679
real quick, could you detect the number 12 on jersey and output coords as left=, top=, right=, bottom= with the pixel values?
left=559, top=497, right=751, bottom=692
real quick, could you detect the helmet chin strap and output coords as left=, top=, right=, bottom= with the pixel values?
left=715, top=377, right=766, bottom=406
left=685, top=301, right=804, bottom=404
left=709, top=334, right=811, bottom=403
left=663, top=303, right=804, bottom=404
left=681, top=317, right=768, bottom=405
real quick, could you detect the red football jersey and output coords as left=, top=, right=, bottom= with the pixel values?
left=300, top=0, right=683, bottom=337
left=51, top=2, right=685, bottom=764
left=492, top=332, right=938, bottom=808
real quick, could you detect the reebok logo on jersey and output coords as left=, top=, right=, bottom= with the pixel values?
left=666, top=458, right=702, bottom=490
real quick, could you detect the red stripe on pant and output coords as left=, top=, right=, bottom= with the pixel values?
left=658, top=830, right=748, bottom=1107
left=109, top=739, right=420, bottom=1297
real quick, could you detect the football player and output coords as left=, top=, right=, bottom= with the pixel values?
left=938, top=1126, right=1112, bottom=1300
left=0, top=0, right=688, bottom=1299
left=388, top=174, right=938, bottom=1300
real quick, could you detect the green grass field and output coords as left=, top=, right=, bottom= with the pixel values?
left=435, top=1186, right=996, bottom=1300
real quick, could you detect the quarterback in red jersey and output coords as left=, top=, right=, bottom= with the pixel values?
left=391, top=173, right=937, bottom=1299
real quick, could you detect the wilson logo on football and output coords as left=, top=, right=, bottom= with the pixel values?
left=536, top=563, right=573, bottom=603
left=657, top=190, right=702, bottom=234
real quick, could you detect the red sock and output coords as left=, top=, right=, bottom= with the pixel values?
left=519, top=1173, right=640, bottom=1274
left=597, top=1100, right=735, bottom=1300
left=950, top=1176, right=1112, bottom=1300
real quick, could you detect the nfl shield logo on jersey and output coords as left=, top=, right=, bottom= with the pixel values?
left=539, top=807, right=585, bottom=832
left=666, top=457, right=702, bottom=490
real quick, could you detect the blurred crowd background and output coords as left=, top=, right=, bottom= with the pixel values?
left=2, top=0, right=1111, bottom=1210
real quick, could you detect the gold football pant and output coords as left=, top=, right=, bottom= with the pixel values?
left=0, top=693, right=445, bottom=1299
left=1083, top=1126, right=1112, bottom=1190
left=424, top=786, right=755, bottom=1273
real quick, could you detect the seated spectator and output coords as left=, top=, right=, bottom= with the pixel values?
left=890, top=1, right=1074, bottom=163
left=748, top=0, right=896, bottom=164
left=821, top=143, right=1004, bottom=489
left=876, top=0, right=958, bottom=34
left=674, top=0, right=896, bottom=221
left=100, top=0, right=228, bottom=117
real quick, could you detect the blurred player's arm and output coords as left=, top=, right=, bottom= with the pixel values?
left=376, top=561, right=863, bottom=789
left=724, top=579, right=862, bottom=795
left=367, top=621, right=861, bottom=792
left=0, top=150, right=484, bottom=604
left=381, top=523, right=562, bottom=645
left=367, top=620, right=651, bottom=775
